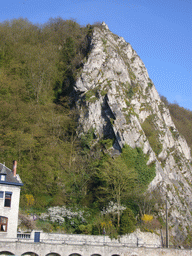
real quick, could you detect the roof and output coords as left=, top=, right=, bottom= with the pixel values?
left=0, top=163, right=23, bottom=186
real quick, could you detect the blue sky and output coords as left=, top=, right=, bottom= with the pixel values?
left=1, top=0, right=192, bottom=110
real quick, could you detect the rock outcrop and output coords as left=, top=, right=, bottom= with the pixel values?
left=74, top=22, right=192, bottom=242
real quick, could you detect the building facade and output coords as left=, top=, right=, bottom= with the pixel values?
left=0, top=161, right=23, bottom=240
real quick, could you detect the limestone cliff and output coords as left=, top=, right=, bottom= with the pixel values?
left=74, top=22, right=192, bottom=242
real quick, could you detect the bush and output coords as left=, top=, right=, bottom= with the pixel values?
left=121, top=144, right=156, bottom=191
left=78, top=224, right=92, bottom=234
left=141, top=218, right=161, bottom=232
left=18, top=213, right=35, bottom=231
left=36, top=219, right=54, bottom=232
left=120, top=208, right=136, bottom=234
left=141, top=214, right=153, bottom=222
left=80, top=128, right=96, bottom=149
left=141, top=115, right=162, bottom=156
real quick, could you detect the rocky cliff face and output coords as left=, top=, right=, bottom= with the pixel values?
left=74, top=22, right=192, bottom=241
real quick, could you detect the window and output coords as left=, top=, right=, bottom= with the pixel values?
left=0, top=174, right=6, bottom=181
left=4, top=192, right=12, bottom=207
left=0, top=216, right=8, bottom=232
left=0, top=191, right=3, bottom=198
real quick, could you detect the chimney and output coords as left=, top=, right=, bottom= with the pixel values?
left=13, top=160, right=17, bottom=177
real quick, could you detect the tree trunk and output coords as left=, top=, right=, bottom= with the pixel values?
left=117, top=185, right=121, bottom=227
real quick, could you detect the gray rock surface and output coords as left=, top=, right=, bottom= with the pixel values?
left=74, top=22, right=192, bottom=242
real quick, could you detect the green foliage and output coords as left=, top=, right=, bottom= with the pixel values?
left=86, top=144, right=156, bottom=231
left=141, top=115, right=163, bottom=156
left=101, top=38, right=107, bottom=45
left=78, top=224, right=93, bottom=234
left=125, top=87, right=134, bottom=99
left=131, top=57, right=135, bottom=63
left=161, top=96, right=192, bottom=151
left=125, top=99, right=130, bottom=107
left=0, top=17, right=93, bottom=209
left=124, top=82, right=139, bottom=100
left=158, top=103, right=165, bottom=114
left=173, top=151, right=182, bottom=165
left=169, top=126, right=179, bottom=139
left=100, top=138, right=114, bottom=149
left=85, top=88, right=98, bottom=102
left=36, top=220, right=54, bottom=233
left=100, top=155, right=137, bottom=201
left=80, top=128, right=96, bottom=150
left=120, top=208, right=136, bottom=234
left=145, top=82, right=153, bottom=94
left=148, top=82, right=153, bottom=88
left=128, top=69, right=136, bottom=80
left=121, top=145, right=156, bottom=190
left=101, top=89, right=107, bottom=96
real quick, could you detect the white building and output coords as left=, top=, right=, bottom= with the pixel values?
left=0, top=161, right=23, bottom=240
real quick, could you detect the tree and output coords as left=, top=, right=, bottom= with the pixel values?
left=120, top=208, right=136, bottom=234
left=99, top=156, right=137, bottom=227
left=121, top=144, right=156, bottom=192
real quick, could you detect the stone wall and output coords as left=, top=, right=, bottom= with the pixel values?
left=0, top=241, right=192, bottom=256
left=28, top=229, right=161, bottom=248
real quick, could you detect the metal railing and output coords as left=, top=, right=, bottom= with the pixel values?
left=17, top=233, right=31, bottom=239
left=0, top=236, right=163, bottom=249
left=0, top=234, right=190, bottom=250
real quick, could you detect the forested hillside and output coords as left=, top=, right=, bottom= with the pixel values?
left=1, top=18, right=192, bottom=244
left=0, top=18, right=91, bottom=204
left=161, top=96, right=192, bottom=151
